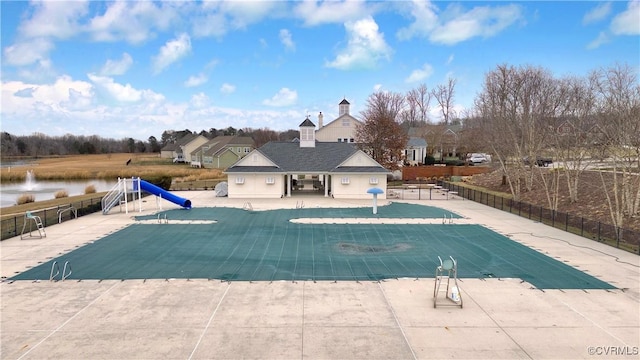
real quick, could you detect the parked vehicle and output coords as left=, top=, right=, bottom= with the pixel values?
left=467, top=153, right=489, bottom=164
left=523, top=156, right=553, bottom=167
left=173, top=155, right=186, bottom=163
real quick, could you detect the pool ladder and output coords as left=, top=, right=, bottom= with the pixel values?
left=243, top=202, right=253, bottom=211
left=296, top=200, right=305, bottom=209
left=49, top=261, right=72, bottom=281
left=442, top=213, right=454, bottom=224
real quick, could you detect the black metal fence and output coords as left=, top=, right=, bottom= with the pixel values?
left=1, top=196, right=103, bottom=241
left=440, top=181, right=640, bottom=255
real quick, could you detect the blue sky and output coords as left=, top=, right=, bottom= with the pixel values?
left=1, top=1, right=638, bottom=141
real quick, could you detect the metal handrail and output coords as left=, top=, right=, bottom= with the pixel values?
left=49, top=261, right=60, bottom=281
left=62, top=261, right=72, bottom=281
left=57, top=206, right=77, bottom=223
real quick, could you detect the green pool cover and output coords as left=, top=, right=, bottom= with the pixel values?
left=11, top=203, right=614, bottom=289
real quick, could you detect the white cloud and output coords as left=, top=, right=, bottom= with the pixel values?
left=87, top=73, right=142, bottom=102
left=294, top=0, right=371, bottom=26
left=87, top=1, right=176, bottom=43
left=190, top=92, right=210, bottom=108
left=218, top=1, right=282, bottom=29
left=396, top=0, right=439, bottom=41
left=611, top=1, right=640, bottom=35
left=18, top=0, right=88, bottom=39
left=100, top=53, right=133, bottom=76
left=220, top=83, right=236, bottom=94
left=587, top=32, right=609, bottom=49
left=184, top=73, right=208, bottom=87
left=397, top=1, right=523, bottom=45
left=1, top=76, right=96, bottom=134
left=405, top=63, right=434, bottom=83
left=192, top=12, right=229, bottom=38
left=2, top=38, right=54, bottom=66
left=325, top=17, right=392, bottom=70
left=583, top=2, right=612, bottom=25
left=446, top=54, right=454, bottom=65
left=152, top=33, right=191, bottom=74
left=205, top=59, right=220, bottom=70
left=193, top=1, right=283, bottom=38
left=262, top=88, right=298, bottom=107
left=279, top=29, right=295, bottom=51
left=373, top=84, right=383, bottom=91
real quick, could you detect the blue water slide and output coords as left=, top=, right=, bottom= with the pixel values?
left=136, top=179, right=192, bottom=209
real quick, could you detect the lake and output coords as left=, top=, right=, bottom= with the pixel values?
left=1, top=179, right=116, bottom=208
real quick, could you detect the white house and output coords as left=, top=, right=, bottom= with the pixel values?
left=315, top=98, right=362, bottom=143
left=225, top=117, right=389, bottom=199
left=405, top=137, right=427, bottom=165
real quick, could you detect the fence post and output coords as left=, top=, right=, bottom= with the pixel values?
left=539, top=207, right=542, bottom=223
left=581, top=217, right=584, bottom=236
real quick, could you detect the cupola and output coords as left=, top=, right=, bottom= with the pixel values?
left=299, top=117, right=316, bottom=148
left=339, top=98, right=350, bottom=116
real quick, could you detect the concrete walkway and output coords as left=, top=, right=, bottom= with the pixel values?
left=1, top=191, right=638, bottom=359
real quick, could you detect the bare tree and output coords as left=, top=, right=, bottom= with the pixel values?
left=548, top=76, right=598, bottom=203
left=432, top=77, right=456, bottom=125
left=251, top=128, right=280, bottom=148
left=401, top=84, right=432, bottom=127
left=475, top=64, right=558, bottom=203
left=356, top=91, right=408, bottom=171
left=591, top=64, right=640, bottom=237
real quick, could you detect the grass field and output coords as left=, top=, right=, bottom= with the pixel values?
left=1, top=153, right=225, bottom=182
left=1, top=153, right=226, bottom=216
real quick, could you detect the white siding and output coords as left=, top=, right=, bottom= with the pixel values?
left=315, top=115, right=361, bottom=142
left=340, top=151, right=382, bottom=167
left=227, top=174, right=285, bottom=198
left=330, top=174, right=387, bottom=199
left=232, top=151, right=277, bottom=167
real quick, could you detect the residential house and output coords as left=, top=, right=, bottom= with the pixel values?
left=190, top=136, right=255, bottom=169
left=410, top=124, right=463, bottom=161
left=160, top=133, right=208, bottom=163
left=160, top=143, right=177, bottom=160
left=225, top=117, right=389, bottom=199
left=404, top=137, right=428, bottom=165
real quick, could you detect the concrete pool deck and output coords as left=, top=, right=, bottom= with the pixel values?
left=1, top=191, right=639, bottom=359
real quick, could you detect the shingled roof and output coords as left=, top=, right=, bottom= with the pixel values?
left=226, top=141, right=388, bottom=174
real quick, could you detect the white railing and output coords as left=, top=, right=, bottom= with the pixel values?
left=101, top=178, right=125, bottom=214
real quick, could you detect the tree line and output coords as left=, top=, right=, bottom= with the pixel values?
left=0, top=127, right=303, bottom=158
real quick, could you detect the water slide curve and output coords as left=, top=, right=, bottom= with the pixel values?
left=139, top=179, right=191, bottom=209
